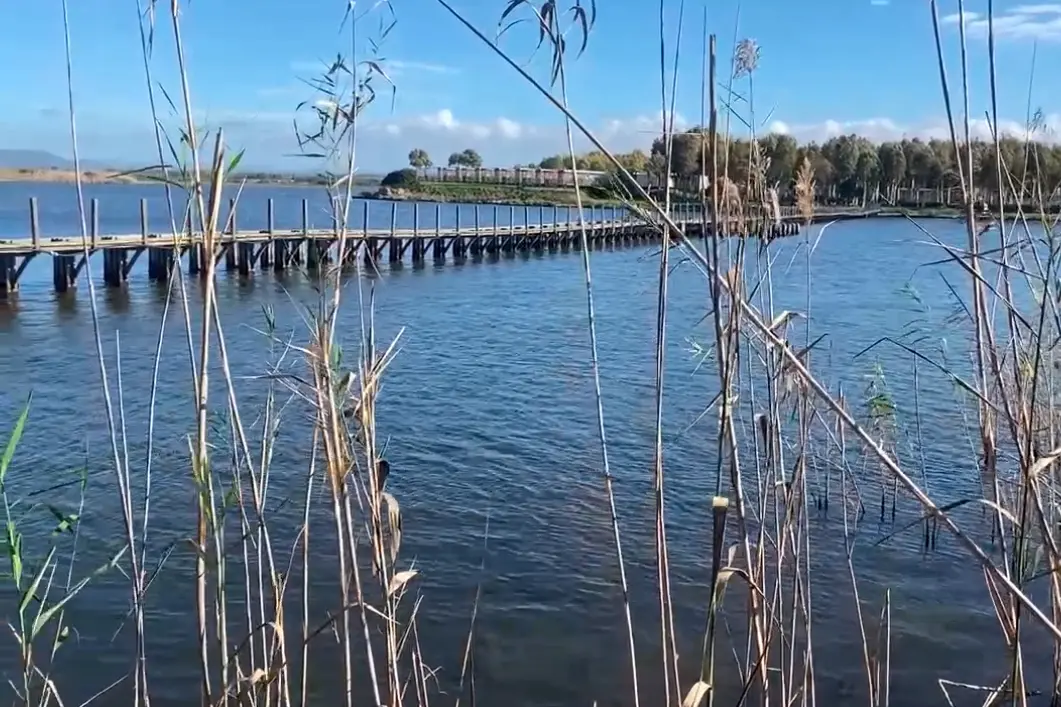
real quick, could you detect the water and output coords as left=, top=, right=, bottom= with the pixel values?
left=0, top=182, right=1050, bottom=706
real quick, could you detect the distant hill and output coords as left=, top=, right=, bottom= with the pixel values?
left=0, top=149, right=72, bottom=169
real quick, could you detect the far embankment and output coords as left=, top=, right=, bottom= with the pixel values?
left=0, top=167, right=383, bottom=188
left=372, top=179, right=624, bottom=207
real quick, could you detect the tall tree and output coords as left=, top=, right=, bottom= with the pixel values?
left=759, top=134, right=799, bottom=189
left=408, top=148, right=432, bottom=169
left=448, top=149, right=483, bottom=168
left=877, top=142, right=907, bottom=202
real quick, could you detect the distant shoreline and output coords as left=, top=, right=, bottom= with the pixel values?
left=368, top=181, right=625, bottom=208
left=0, top=168, right=381, bottom=188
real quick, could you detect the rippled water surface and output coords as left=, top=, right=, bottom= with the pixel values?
left=0, top=183, right=1050, bottom=706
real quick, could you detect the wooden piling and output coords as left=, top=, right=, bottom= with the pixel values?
left=238, top=242, right=254, bottom=275
left=90, top=199, right=99, bottom=248
left=387, top=202, right=399, bottom=263
left=148, top=248, right=173, bottom=281
left=53, top=255, right=76, bottom=292
left=272, top=240, right=287, bottom=271
left=29, top=198, right=39, bottom=250
left=103, top=249, right=128, bottom=287
left=0, top=255, right=18, bottom=295
left=188, top=243, right=201, bottom=275
left=140, top=199, right=149, bottom=244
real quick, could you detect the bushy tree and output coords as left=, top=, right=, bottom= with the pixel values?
left=448, top=149, right=483, bottom=168
left=408, top=148, right=432, bottom=169
left=381, top=168, right=420, bottom=188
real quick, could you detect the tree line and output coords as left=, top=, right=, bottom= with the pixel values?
left=538, top=133, right=1061, bottom=204
left=648, top=131, right=1060, bottom=203
left=407, top=132, right=1061, bottom=204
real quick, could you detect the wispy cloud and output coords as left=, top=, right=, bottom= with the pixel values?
left=387, top=60, right=459, bottom=75
left=942, top=4, right=1061, bottom=40
left=767, top=114, right=1061, bottom=143
left=870, top=0, right=890, bottom=6
left=288, top=58, right=459, bottom=78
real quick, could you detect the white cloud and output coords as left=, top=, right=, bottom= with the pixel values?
left=767, top=120, right=790, bottom=135
left=870, top=0, right=890, bottom=6
left=765, top=114, right=1061, bottom=144
left=497, top=118, right=523, bottom=139
left=289, top=58, right=459, bottom=78
left=943, top=4, right=1061, bottom=40
left=387, top=60, right=459, bottom=75
left=391, top=109, right=530, bottom=142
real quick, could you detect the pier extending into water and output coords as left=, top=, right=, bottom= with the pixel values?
left=0, top=197, right=824, bottom=296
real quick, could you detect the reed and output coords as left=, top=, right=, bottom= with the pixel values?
left=4, top=0, right=1061, bottom=705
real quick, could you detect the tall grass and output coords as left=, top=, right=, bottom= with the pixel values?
left=3, top=0, right=1061, bottom=705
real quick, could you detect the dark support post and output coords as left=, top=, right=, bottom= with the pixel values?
left=188, top=243, right=201, bottom=275
left=388, top=201, right=399, bottom=263
left=267, top=198, right=275, bottom=235
left=492, top=207, right=499, bottom=252
left=140, top=199, right=149, bottom=244
left=0, top=255, right=18, bottom=295
left=507, top=206, right=515, bottom=252
left=272, top=240, right=287, bottom=271
left=148, top=248, right=173, bottom=281
left=103, top=249, right=128, bottom=287
left=435, top=203, right=443, bottom=258
left=29, top=198, right=40, bottom=250
left=458, top=204, right=469, bottom=258
left=228, top=198, right=237, bottom=234
left=53, top=255, right=77, bottom=292
left=525, top=205, right=533, bottom=250
left=225, top=244, right=237, bottom=271
left=90, top=199, right=99, bottom=249
left=300, top=199, right=310, bottom=270
left=238, top=242, right=254, bottom=275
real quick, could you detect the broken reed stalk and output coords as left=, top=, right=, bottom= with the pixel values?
left=702, top=496, right=729, bottom=707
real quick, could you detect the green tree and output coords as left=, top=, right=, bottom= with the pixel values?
left=460, top=148, right=483, bottom=168
left=408, top=148, right=432, bottom=169
left=759, top=134, right=799, bottom=189
left=877, top=142, right=907, bottom=202
left=617, top=149, right=649, bottom=173
left=650, top=130, right=705, bottom=177
left=381, top=168, right=420, bottom=188
left=448, top=149, right=483, bottom=168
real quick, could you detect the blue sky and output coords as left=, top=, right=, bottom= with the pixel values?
left=0, top=0, right=1058, bottom=172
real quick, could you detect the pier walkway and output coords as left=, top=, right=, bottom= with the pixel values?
left=0, top=198, right=861, bottom=296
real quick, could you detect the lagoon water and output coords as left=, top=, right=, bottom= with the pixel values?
left=0, top=182, right=1049, bottom=706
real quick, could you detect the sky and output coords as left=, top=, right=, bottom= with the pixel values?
left=0, top=0, right=1059, bottom=173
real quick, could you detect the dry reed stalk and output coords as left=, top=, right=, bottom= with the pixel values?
left=494, top=2, right=642, bottom=705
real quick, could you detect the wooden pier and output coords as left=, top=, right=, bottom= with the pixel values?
left=0, top=197, right=812, bottom=296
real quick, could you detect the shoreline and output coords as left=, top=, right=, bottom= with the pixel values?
left=0, top=168, right=380, bottom=189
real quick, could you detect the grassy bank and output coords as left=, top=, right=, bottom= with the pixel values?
left=374, top=179, right=625, bottom=206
